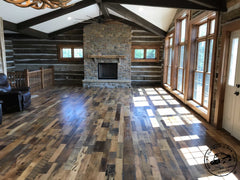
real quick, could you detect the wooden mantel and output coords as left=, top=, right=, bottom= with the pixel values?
left=86, top=55, right=126, bottom=63
left=86, top=55, right=126, bottom=59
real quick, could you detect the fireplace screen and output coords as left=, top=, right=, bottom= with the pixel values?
left=98, top=63, right=118, bottom=79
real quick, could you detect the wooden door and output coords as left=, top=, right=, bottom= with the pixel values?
left=223, top=30, right=240, bottom=140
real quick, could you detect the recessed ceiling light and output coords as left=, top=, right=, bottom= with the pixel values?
left=67, top=17, right=72, bottom=20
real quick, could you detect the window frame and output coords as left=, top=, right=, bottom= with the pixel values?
left=58, top=45, right=84, bottom=61
left=131, top=46, right=160, bottom=62
left=192, top=17, right=216, bottom=109
left=163, top=11, right=218, bottom=122
left=175, top=11, right=190, bottom=95
left=164, top=33, right=174, bottom=87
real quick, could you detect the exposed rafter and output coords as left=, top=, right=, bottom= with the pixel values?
left=17, top=0, right=96, bottom=30
left=187, top=0, right=217, bottom=9
left=102, top=0, right=227, bottom=11
left=105, top=3, right=166, bottom=37
left=109, top=15, right=149, bottom=31
left=96, top=0, right=110, bottom=18
left=3, top=20, right=49, bottom=39
left=48, top=15, right=109, bottom=38
left=49, top=14, right=149, bottom=38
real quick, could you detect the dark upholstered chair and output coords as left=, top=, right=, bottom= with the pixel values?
left=0, top=73, right=31, bottom=113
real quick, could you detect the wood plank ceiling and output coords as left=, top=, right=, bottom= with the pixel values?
left=0, top=0, right=227, bottom=39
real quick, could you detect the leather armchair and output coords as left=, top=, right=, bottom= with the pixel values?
left=0, top=73, right=31, bottom=113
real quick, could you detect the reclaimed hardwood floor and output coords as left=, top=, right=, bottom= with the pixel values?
left=0, top=86, right=240, bottom=180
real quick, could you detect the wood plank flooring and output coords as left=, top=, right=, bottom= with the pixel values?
left=0, top=86, right=240, bottom=180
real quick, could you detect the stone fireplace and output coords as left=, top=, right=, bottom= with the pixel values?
left=83, top=22, right=131, bottom=88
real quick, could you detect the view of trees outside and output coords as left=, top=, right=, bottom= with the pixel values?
left=134, top=49, right=144, bottom=59
left=74, top=48, right=83, bottom=58
left=146, top=49, right=156, bottom=59
left=193, top=41, right=205, bottom=103
left=62, top=48, right=71, bottom=58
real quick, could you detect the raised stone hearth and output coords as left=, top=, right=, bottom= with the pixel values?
left=83, top=22, right=131, bottom=88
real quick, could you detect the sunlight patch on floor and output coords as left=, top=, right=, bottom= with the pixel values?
left=133, top=97, right=146, bottom=101
left=147, top=109, right=154, bottom=117
left=149, top=96, right=162, bottom=100
left=152, top=100, right=168, bottom=106
left=166, top=99, right=180, bottom=105
left=133, top=96, right=149, bottom=107
left=180, top=146, right=210, bottom=166
left=150, top=118, right=160, bottom=128
left=198, top=173, right=238, bottom=180
left=181, top=115, right=202, bottom=124
left=162, top=95, right=174, bottom=100
left=155, top=88, right=168, bottom=95
left=174, top=135, right=200, bottom=141
left=174, top=107, right=191, bottom=114
left=157, top=108, right=176, bottom=116
left=162, top=116, right=185, bottom=126
left=138, top=89, right=144, bottom=96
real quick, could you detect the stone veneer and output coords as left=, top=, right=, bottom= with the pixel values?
left=83, top=22, right=131, bottom=88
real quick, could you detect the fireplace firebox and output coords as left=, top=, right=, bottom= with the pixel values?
left=98, top=63, right=118, bottom=79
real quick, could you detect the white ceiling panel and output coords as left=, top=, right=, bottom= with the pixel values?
left=31, top=4, right=99, bottom=33
left=121, top=4, right=177, bottom=31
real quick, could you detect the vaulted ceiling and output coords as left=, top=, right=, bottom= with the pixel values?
left=0, top=0, right=227, bottom=39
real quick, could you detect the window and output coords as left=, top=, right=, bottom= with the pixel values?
left=58, top=45, right=83, bottom=61
left=176, top=16, right=188, bottom=93
left=132, top=46, right=159, bottom=62
left=228, top=38, right=239, bottom=86
left=165, top=34, right=174, bottom=85
left=193, top=17, right=216, bottom=108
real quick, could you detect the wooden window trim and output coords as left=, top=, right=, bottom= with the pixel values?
left=58, top=45, right=83, bottom=61
left=164, top=11, right=218, bottom=123
left=192, top=17, right=216, bottom=109
left=163, top=32, right=174, bottom=87
left=185, top=11, right=218, bottom=122
left=214, top=18, right=240, bottom=128
left=131, top=46, right=160, bottom=62
left=174, top=10, right=190, bottom=95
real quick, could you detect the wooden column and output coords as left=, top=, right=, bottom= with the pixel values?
left=40, top=67, right=44, bottom=89
left=24, top=69, right=30, bottom=87
left=0, top=17, right=7, bottom=75
left=51, top=66, right=54, bottom=86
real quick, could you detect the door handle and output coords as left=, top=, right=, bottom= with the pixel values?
left=234, top=91, right=239, bottom=96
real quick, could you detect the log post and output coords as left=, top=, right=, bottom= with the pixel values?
left=51, top=66, right=54, bottom=86
left=40, top=67, right=44, bottom=89
left=24, top=69, right=30, bottom=87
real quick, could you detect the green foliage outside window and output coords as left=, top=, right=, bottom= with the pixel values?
left=146, top=49, right=156, bottom=59
left=62, top=48, right=72, bottom=58
left=134, top=49, right=144, bottom=59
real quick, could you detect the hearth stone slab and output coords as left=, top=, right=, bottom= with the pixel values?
left=83, top=80, right=131, bottom=88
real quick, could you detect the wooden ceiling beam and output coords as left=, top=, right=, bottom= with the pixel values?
left=102, top=0, right=227, bottom=11
left=109, top=15, right=149, bottom=31
left=17, top=0, right=96, bottom=30
left=105, top=3, right=166, bottom=37
left=96, top=0, right=110, bottom=18
left=187, top=0, right=226, bottom=11
left=3, top=20, right=49, bottom=39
